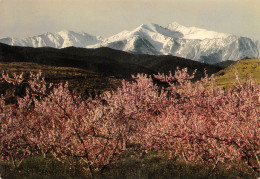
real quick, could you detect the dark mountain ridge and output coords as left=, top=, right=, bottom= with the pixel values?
left=0, top=43, right=222, bottom=80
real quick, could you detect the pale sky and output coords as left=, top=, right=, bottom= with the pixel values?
left=0, top=0, right=259, bottom=40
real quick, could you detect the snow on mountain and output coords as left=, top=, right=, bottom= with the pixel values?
left=0, top=22, right=259, bottom=64
left=88, top=23, right=180, bottom=55
left=0, top=31, right=103, bottom=48
left=89, top=22, right=259, bottom=63
left=167, top=22, right=230, bottom=40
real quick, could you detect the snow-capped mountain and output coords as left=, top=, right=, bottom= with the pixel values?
left=89, top=22, right=259, bottom=63
left=167, top=22, right=230, bottom=40
left=1, top=22, right=259, bottom=64
left=0, top=30, right=103, bottom=48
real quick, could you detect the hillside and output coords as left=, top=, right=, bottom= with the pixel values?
left=0, top=43, right=222, bottom=79
left=0, top=62, right=122, bottom=100
left=215, top=59, right=260, bottom=87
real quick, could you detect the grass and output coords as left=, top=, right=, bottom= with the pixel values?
left=1, top=152, right=256, bottom=179
left=102, top=151, right=257, bottom=179
left=215, top=59, right=260, bottom=87
left=0, top=154, right=89, bottom=178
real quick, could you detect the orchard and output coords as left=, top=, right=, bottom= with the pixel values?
left=0, top=68, right=259, bottom=177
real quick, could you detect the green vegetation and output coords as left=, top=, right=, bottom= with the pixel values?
left=0, top=154, right=90, bottom=178
left=215, top=59, right=260, bottom=87
left=103, top=152, right=256, bottom=179
left=1, top=152, right=256, bottom=179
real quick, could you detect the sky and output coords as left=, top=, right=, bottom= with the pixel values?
left=0, top=0, right=259, bottom=40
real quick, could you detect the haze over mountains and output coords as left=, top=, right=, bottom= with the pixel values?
left=1, top=22, right=259, bottom=64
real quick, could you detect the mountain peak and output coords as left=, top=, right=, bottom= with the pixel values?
left=167, top=22, right=230, bottom=40
left=57, top=30, right=73, bottom=34
left=168, top=21, right=182, bottom=29
left=57, top=30, right=85, bottom=36
left=133, top=23, right=182, bottom=39
left=136, top=23, right=157, bottom=31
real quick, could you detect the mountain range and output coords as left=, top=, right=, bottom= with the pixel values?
left=1, top=22, right=259, bottom=64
